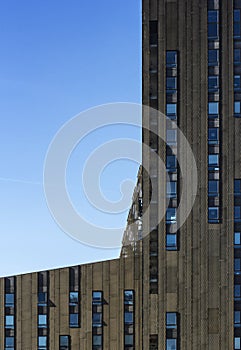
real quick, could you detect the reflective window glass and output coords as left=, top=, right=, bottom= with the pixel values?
left=235, top=206, right=241, bottom=221
left=166, top=155, right=177, bottom=170
left=235, top=259, right=241, bottom=274
left=166, top=339, right=177, bottom=350
left=235, top=337, right=241, bottom=349
left=166, top=130, right=177, bottom=144
left=208, top=128, right=219, bottom=144
left=208, top=102, right=219, bottom=115
left=208, top=49, right=219, bottom=66
left=208, top=10, right=218, bottom=23
left=166, top=104, right=177, bottom=116
left=235, top=285, right=241, bottom=297
left=125, top=335, right=134, bottom=345
left=235, top=232, right=241, bottom=246
left=38, top=292, right=47, bottom=306
left=166, top=77, right=177, bottom=90
left=124, top=290, right=134, bottom=304
left=235, top=101, right=241, bottom=114
left=93, top=335, right=102, bottom=346
left=5, top=293, right=14, bottom=307
left=208, top=180, right=219, bottom=195
left=166, top=51, right=177, bottom=67
left=235, top=180, right=241, bottom=195
left=5, top=315, right=14, bottom=328
left=124, top=312, right=134, bottom=324
left=166, top=234, right=177, bottom=249
left=208, top=207, right=219, bottom=220
left=166, top=182, right=177, bottom=198
left=38, top=315, right=47, bottom=328
left=69, top=292, right=78, bottom=305
left=208, top=76, right=219, bottom=91
left=166, top=208, right=177, bottom=223
left=69, top=313, right=79, bottom=327
left=234, top=75, right=241, bottom=90
left=235, top=49, right=241, bottom=64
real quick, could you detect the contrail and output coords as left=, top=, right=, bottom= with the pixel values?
left=0, top=177, right=42, bottom=186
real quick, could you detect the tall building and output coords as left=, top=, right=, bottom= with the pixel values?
left=1, top=0, right=241, bottom=349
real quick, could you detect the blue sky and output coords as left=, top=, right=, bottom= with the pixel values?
left=0, top=1, right=141, bottom=276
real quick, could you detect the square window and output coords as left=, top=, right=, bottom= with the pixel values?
left=235, top=101, right=241, bottom=114
left=235, top=9, right=241, bottom=22
left=125, top=312, right=134, bottom=324
left=69, top=313, right=79, bottom=327
left=208, top=49, right=219, bottom=66
left=235, top=259, right=241, bottom=274
left=38, top=336, right=47, bottom=347
left=234, top=75, right=241, bottom=90
left=208, top=180, right=219, bottom=195
left=166, top=208, right=177, bottom=223
left=208, top=128, right=219, bottom=144
left=166, top=234, right=177, bottom=249
left=166, top=312, right=177, bottom=328
left=235, top=285, right=241, bottom=298
left=208, top=23, right=218, bottom=38
left=208, top=102, right=219, bottom=116
left=235, top=206, right=241, bottom=222
left=208, top=76, right=219, bottom=91
left=93, top=335, right=102, bottom=346
left=69, top=291, right=78, bottom=305
left=166, top=181, right=177, bottom=198
left=124, top=290, right=134, bottom=304
left=38, top=314, right=47, bottom=328
left=5, top=336, right=14, bottom=348
left=166, top=155, right=177, bottom=170
left=166, top=77, right=177, bottom=90
left=166, top=51, right=177, bottom=67
left=166, top=104, right=177, bottom=118
left=235, top=49, right=241, bottom=64
left=208, top=10, right=218, bottom=23
left=208, top=154, right=219, bottom=168
left=166, top=338, right=177, bottom=350
left=38, top=292, right=47, bottom=306
left=235, top=232, right=241, bottom=246
left=208, top=207, right=219, bottom=221
left=5, top=315, right=14, bottom=328
left=166, top=129, right=177, bottom=145
left=125, top=334, right=134, bottom=345
left=235, top=180, right=241, bottom=195
left=93, top=291, right=102, bottom=305
left=93, top=312, right=102, bottom=325
left=234, top=23, right=241, bottom=38
left=5, top=293, right=14, bottom=307
left=235, top=337, right=241, bottom=349
left=60, top=335, right=70, bottom=347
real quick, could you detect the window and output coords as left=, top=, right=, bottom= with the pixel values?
left=208, top=180, right=219, bottom=196
left=166, top=313, right=178, bottom=350
left=69, top=313, right=79, bottom=327
left=166, top=155, right=177, bottom=171
left=234, top=75, right=241, bottom=91
left=235, top=285, right=241, bottom=299
left=208, top=10, right=219, bottom=38
left=5, top=336, right=14, bottom=349
left=38, top=315, right=47, bottom=328
left=124, top=290, right=135, bottom=348
left=234, top=10, right=241, bottom=38
left=235, top=232, right=241, bottom=246
left=69, top=292, right=78, bottom=305
left=166, top=51, right=177, bottom=67
left=38, top=336, right=47, bottom=350
left=208, top=102, right=219, bottom=116
left=166, top=339, right=177, bottom=350
left=208, top=76, right=219, bottom=91
left=235, top=206, right=241, bottom=222
left=208, top=154, right=219, bottom=169
left=166, top=104, right=177, bottom=117
left=208, top=128, right=219, bottom=144
left=166, top=181, right=177, bottom=198
left=5, top=315, right=14, bottom=329
left=166, top=130, right=177, bottom=145
left=92, top=291, right=103, bottom=349
left=166, top=234, right=177, bottom=250
left=5, top=294, right=14, bottom=307
left=59, top=335, right=70, bottom=350
left=208, top=49, right=219, bottom=66
left=38, top=292, right=47, bottom=306
left=166, top=208, right=177, bottom=223
left=235, top=180, right=241, bottom=195
left=208, top=207, right=219, bottom=222
left=234, top=49, right=241, bottom=64
left=235, top=337, right=241, bottom=349
left=235, top=259, right=241, bottom=275
left=166, top=77, right=177, bottom=92
left=234, top=101, right=241, bottom=115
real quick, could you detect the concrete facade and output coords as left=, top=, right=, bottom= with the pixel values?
left=1, top=0, right=241, bottom=349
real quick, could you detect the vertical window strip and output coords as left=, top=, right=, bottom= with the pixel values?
left=234, top=2, right=241, bottom=117
left=207, top=0, right=221, bottom=223
left=234, top=179, right=241, bottom=349
left=166, top=312, right=179, bottom=350
left=37, top=271, right=49, bottom=350
left=166, top=50, right=178, bottom=250
left=69, top=266, right=80, bottom=328
left=124, top=290, right=135, bottom=349
left=92, top=291, right=103, bottom=350
left=4, top=276, right=16, bottom=350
